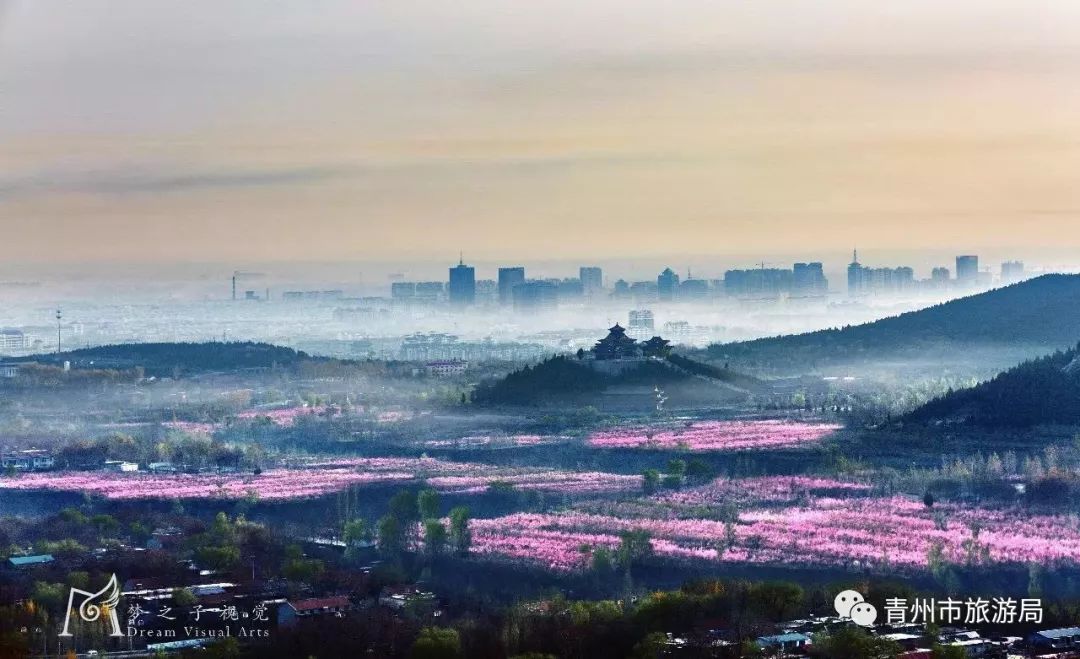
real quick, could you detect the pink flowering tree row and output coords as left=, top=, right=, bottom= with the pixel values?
left=587, top=420, right=842, bottom=452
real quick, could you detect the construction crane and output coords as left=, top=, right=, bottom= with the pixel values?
left=231, top=271, right=266, bottom=301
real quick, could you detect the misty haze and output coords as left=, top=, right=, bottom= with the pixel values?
left=3, top=3, right=1080, bottom=659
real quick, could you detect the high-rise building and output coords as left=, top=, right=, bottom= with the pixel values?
left=476, top=279, right=497, bottom=304
left=679, top=277, right=710, bottom=301
left=448, top=258, right=476, bottom=307
left=931, top=267, right=951, bottom=283
left=657, top=268, right=680, bottom=301
left=726, top=268, right=793, bottom=299
left=847, top=250, right=864, bottom=297
left=556, top=278, right=584, bottom=302
left=956, top=255, right=979, bottom=284
left=628, top=309, right=655, bottom=332
left=497, top=267, right=526, bottom=306
left=0, top=329, right=27, bottom=353
left=391, top=282, right=416, bottom=300
left=415, top=281, right=445, bottom=302
left=1001, top=261, right=1025, bottom=284
left=512, top=281, right=558, bottom=312
left=612, top=279, right=631, bottom=299
left=792, top=262, right=828, bottom=298
left=630, top=281, right=659, bottom=303
left=847, top=251, right=915, bottom=296
left=580, top=267, right=603, bottom=297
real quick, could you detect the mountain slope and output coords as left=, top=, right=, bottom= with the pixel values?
left=706, top=274, right=1080, bottom=373
left=471, top=353, right=761, bottom=406
left=28, top=341, right=313, bottom=377
left=907, top=343, right=1080, bottom=427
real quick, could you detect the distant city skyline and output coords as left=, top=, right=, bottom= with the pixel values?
left=3, top=2, right=1080, bottom=264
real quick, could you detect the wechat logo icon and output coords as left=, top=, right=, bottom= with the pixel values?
left=834, top=589, right=877, bottom=627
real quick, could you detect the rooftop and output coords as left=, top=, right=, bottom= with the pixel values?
left=1034, top=627, right=1080, bottom=639
left=291, top=596, right=351, bottom=612
left=8, top=554, right=54, bottom=566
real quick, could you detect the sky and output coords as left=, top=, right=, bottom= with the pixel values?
left=2, top=0, right=1080, bottom=268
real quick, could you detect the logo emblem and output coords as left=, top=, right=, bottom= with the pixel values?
left=834, top=589, right=878, bottom=627
left=59, top=574, right=123, bottom=637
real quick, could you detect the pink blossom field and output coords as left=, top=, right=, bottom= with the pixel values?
left=161, top=404, right=336, bottom=435
left=468, top=478, right=1080, bottom=574
left=426, top=471, right=642, bottom=496
left=0, top=456, right=641, bottom=502
left=586, top=419, right=842, bottom=452
left=0, top=468, right=415, bottom=501
left=577, top=476, right=875, bottom=520
left=233, top=404, right=337, bottom=426
left=422, top=434, right=564, bottom=449
left=161, top=421, right=219, bottom=435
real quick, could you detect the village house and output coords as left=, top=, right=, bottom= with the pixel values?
left=1, top=449, right=55, bottom=472
left=6, top=554, right=55, bottom=570
left=277, top=595, right=353, bottom=627
left=1029, top=627, right=1080, bottom=652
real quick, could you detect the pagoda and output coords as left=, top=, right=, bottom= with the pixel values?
left=592, top=324, right=640, bottom=360
left=641, top=335, right=672, bottom=358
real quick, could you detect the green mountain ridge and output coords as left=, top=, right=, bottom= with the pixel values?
left=705, top=274, right=1080, bottom=374
left=907, top=342, right=1080, bottom=427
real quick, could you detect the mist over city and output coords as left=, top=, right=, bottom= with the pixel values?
left=4, top=2, right=1080, bottom=659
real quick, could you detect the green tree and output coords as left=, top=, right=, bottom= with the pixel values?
left=630, top=632, right=668, bottom=659
left=390, top=490, right=420, bottom=524
left=666, top=459, right=687, bottom=478
left=591, top=547, right=614, bottom=574
left=210, top=512, right=236, bottom=545
left=195, top=545, right=240, bottom=571
left=205, top=637, right=242, bottom=659
left=343, top=517, right=372, bottom=559
left=173, top=588, right=197, bottom=606
left=617, top=529, right=653, bottom=569
left=642, top=469, right=660, bottom=495
left=685, top=458, right=713, bottom=483
left=31, top=582, right=66, bottom=614
left=410, top=627, right=461, bottom=659
left=448, top=507, right=472, bottom=556
left=418, top=489, right=441, bottom=521
left=90, top=514, right=120, bottom=536
left=378, top=514, right=405, bottom=557
left=931, top=644, right=968, bottom=659
left=814, top=626, right=900, bottom=659
left=424, top=520, right=448, bottom=559
left=65, top=571, right=90, bottom=591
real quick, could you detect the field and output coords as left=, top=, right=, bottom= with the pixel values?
left=470, top=476, right=1080, bottom=574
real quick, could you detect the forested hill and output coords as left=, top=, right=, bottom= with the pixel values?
left=32, top=341, right=313, bottom=376
left=471, top=353, right=762, bottom=406
left=907, top=344, right=1080, bottom=427
left=706, top=274, right=1080, bottom=372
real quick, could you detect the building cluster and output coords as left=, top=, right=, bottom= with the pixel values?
left=398, top=333, right=549, bottom=362
left=656, top=614, right=1079, bottom=659
left=375, top=251, right=1029, bottom=313
left=391, top=260, right=606, bottom=312
left=847, top=252, right=1025, bottom=297
left=1, top=449, right=55, bottom=472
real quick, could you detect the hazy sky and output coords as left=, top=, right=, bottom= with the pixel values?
left=3, top=1, right=1080, bottom=265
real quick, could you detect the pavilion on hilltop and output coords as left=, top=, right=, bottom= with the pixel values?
left=592, top=324, right=641, bottom=360
left=641, top=336, right=672, bottom=358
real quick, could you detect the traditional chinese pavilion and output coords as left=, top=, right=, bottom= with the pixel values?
left=592, top=324, right=640, bottom=360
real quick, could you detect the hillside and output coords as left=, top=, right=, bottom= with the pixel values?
left=471, top=353, right=761, bottom=406
left=706, top=274, right=1080, bottom=374
left=30, top=341, right=313, bottom=377
left=907, top=343, right=1080, bottom=427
